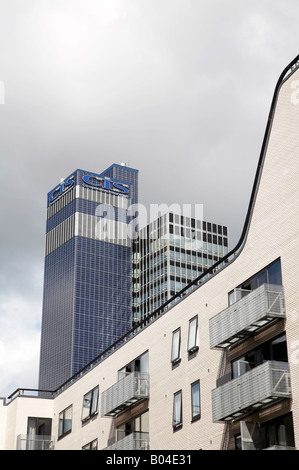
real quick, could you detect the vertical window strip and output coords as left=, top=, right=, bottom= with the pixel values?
left=191, top=380, right=200, bottom=421
left=173, top=390, right=182, bottom=429
left=188, top=316, right=198, bottom=353
left=171, top=328, right=181, bottom=365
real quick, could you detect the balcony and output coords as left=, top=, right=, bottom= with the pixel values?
left=212, top=360, right=291, bottom=422
left=209, top=284, right=285, bottom=349
left=101, top=372, right=149, bottom=417
left=16, top=434, right=54, bottom=450
left=104, top=432, right=149, bottom=450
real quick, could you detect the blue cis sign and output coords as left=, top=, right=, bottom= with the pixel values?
left=48, top=172, right=129, bottom=204
left=48, top=174, right=75, bottom=203
left=82, top=175, right=129, bottom=194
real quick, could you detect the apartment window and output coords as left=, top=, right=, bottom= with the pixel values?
left=187, top=316, right=198, bottom=354
left=82, top=439, right=98, bottom=450
left=232, top=333, right=288, bottom=379
left=58, top=405, right=72, bottom=439
left=171, top=328, right=181, bottom=365
left=118, top=351, right=149, bottom=380
left=81, top=386, right=99, bottom=422
left=238, top=413, right=295, bottom=449
left=173, top=390, right=182, bottom=429
left=229, top=258, right=282, bottom=305
left=26, top=417, right=52, bottom=450
left=191, top=380, right=200, bottom=421
left=117, top=410, right=149, bottom=442
left=261, top=413, right=295, bottom=449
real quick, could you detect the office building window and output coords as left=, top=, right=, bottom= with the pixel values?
left=191, top=380, right=200, bottom=421
left=173, top=390, right=182, bottom=429
left=82, top=439, right=98, bottom=450
left=171, top=328, right=181, bottom=364
left=81, top=386, right=99, bottom=422
left=58, top=405, right=72, bottom=439
left=187, top=316, right=198, bottom=354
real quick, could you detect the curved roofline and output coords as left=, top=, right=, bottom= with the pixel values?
left=232, top=53, right=299, bottom=257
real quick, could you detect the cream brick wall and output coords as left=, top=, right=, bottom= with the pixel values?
left=2, top=62, right=299, bottom=450
left=0, top=397, right=54, bottom=450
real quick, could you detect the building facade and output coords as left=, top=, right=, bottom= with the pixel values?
left=38, top=164, right=138, bottom=391
left=134, top=213, right=228, bottom=323
left=1, top=55, right=299, bottom=451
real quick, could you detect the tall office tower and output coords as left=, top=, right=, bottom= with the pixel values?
left=38, top=164, right=138, bottom=391
left=133, top=212, right=228, bottom=323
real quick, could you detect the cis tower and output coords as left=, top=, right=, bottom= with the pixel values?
left=38, top=163, right=138, bottom=391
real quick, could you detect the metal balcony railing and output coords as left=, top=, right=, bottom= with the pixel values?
left=104, top=432, right=149, bottom=450
left=212, top=360, right=291, bottom=422
left=101, top=372, right=149, bottom=417
left=16, top=434, right=54, bottom=450
left=209, top=284, right=285, bottom=349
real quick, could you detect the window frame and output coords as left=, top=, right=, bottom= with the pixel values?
left=191, top=380, right=201, bottom=422
left=81, top=386, right=99, bottom=422
left=187, top=316, right=199, bottom=354
left=171, top=328, right=181, bottom=365
left=58, top=405, right=72, bottom=439
left=228, top=258, right=282, bottom=305
left=231, top=332, right=287, bottom=379
left=82, top=439, right=98, bottom=450
left=173, top=390, right=183, bottom=429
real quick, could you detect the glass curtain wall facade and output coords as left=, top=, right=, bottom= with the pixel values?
left=134, top=213, right=228, bottom=323
left=38, top=164, right=138, bottom=391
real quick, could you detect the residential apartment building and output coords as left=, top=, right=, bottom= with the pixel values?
left=1, top=54, right=299, bottom=450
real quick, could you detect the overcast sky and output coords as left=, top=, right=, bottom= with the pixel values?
left=1, top=0, right=299, bottom=398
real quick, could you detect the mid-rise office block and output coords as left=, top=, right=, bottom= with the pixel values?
left=2, top=55, right=299, bottom=450
left=134, top=213, right=228, bottom=322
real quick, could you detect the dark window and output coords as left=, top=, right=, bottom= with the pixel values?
left=268, top=260, right=282, bottom=285
left=81, top=386, right=99, bottom=422
left=171, top=328, right=181, bottom=364
left=173, top=390, right=182, bottom=429
left=187, top=316, right=198, bottom=354
left=58, top=405, right=72, bottom=439
left=261, top=413, right=295, bottom=449
left=229, top=259, right=282, bottom=305
left=191, top=381, right=200, bottom=421
left=82, top=439, right=98, bottom=450
left=26, top=417, right=52, bottom=450
left=232, top=333, right=288, bottom=378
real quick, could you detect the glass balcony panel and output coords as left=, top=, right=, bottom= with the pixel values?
left=16, top=435, right=54, bottom=450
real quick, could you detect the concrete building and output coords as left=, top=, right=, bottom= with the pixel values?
left=1, top=54, right=299, bottom=450
left=134, top=212, right=228, bottom=323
